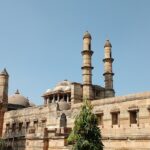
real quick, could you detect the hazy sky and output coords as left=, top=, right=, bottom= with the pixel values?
left=0, top=0, right=150, bottom=105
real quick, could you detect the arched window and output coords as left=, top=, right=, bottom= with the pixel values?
left=60, top=113, right=67, bottom=127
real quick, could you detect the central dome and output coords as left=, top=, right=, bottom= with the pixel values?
left=45, top=80, right=72, bottom=93
left=53, top=80, right=71, bottom=91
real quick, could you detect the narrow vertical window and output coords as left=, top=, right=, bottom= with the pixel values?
left=26, top=122, right=30, bottom=132
left=130, top=111, right=137, bottom=124
left=19, top=122, right=23, bottom=131
left=111, top=110, right=120, bottom=127
left=96, top=113, right=103, bottom=127
left=6, top=123, right=10, bottom=134
left=41, top=120, right=46, bottom=127
left=12, top=123, right=16, bottom=132
left=112, top=113, right=118, bottom=125
left=128, top=107, right=139, bottom=126
left=34, top=120, right=38, bottom=130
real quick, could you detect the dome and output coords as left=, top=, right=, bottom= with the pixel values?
left=53, top=80, right=71, bottom=92
left=46, top=89, right=52, bottom=93
left=43, top=80, right=72, bottom=95
left=29, top=101, right=36, bottom=107
left=8, top=90, right=29, bottom=107
left=83, top=31, right=92, bottom=39
left=64, top=86, right=71, bottom=91
left=58, top=99, right=70, bottom=111
left=104, top=39, right=112, bottom=48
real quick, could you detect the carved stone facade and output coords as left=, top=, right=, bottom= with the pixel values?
left=0, top=32, right=150, bottom=150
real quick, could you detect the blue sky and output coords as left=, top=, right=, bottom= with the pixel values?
left=0, top=0, right=150, bottom=105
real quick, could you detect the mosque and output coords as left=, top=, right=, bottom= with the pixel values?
left=0, top=32, right=150, bottom=150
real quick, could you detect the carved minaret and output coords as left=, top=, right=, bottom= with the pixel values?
left=0, top=68, right=9, bottom=136
left=81, top=31, right=93, bottom=100
left=103, top=40, right=115, bottom=97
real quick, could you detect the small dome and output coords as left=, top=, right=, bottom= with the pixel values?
left=58, top=99, right=70, bottom=111
left=104, top=39, right=112, bottom=48
left=8, top=90, right=29, bottom=107
left=83, top=31, right=92, bottom=39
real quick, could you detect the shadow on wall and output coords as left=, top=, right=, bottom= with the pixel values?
left=3, top=136, right=26, bottom=150
left=3, top=138, right=26, bottom=150
left=3, top=118, right=26, bottom=150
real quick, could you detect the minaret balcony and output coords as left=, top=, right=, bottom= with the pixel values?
left=81, top=66, right=94, bottom=70
left=81, top=50, right=93, bottom=55
left=103, top=58, right=114, bottom=62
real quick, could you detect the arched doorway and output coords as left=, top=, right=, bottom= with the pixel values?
left=60, top=113, right=67, bottom=127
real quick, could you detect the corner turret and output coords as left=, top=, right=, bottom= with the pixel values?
left=0, top=68, right=9, bottom=104
left=0, top=68, right=9, bottom=136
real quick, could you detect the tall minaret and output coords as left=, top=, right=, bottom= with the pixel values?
left=103, top=40, right=115, bottom=97
left=81, top=31, right=93, bottom=100
left=0, top=68, right=9, bottom=136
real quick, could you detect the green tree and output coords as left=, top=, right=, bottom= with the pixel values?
left=0, top=138, right=5, bottom=150
left=67, top=99, right=103, bottom=150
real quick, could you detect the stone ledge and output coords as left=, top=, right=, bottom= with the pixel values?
left=92, top=92, right=150, bottom=106
left=72, top=92, right=150, bottom=109
left=102, top=135, right=150, bottom=140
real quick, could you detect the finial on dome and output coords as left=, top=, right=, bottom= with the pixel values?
left=104, top=39, right=112, bottom=48
left=0, top=68, right=9, bottom=76
left=15, top=89, right=20, bottom=94
left=83, top=31, right=92, bottom=39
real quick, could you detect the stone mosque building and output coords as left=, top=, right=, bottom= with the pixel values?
left=0, top=32, right=150, bottom=150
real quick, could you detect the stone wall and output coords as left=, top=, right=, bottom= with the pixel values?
left=71, top=82, right=83, bottom=103
left=3, top=103, right=73, bottom=150
left=2, top=92, right=150, bottom=150
left=72, top=92, right=150, bottom=150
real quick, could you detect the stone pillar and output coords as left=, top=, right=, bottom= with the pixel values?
left=0, top=68, right=9, bottom=137
left=44, top=98, right=47, bottom=105
left=57, top=94, right=60, bottom=102
left=103, top=40, right=115, bottom=97
left=48, top=97, right=51, bottom=103
left=118, top=112, right=120, bottom=127
left=67, top=94, right=69, bottom=102
left=81, top=31, right=93, bottom=100
left=137, top=110, right=139, bottom=126
left=52, top=95, right=55, bottom=103
left=62, top=94, right=64, bottom=101
left=43, top=128, right=49, bottom=150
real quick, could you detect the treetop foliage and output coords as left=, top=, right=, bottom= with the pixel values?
left=67, top=98, right=103, bottom=150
